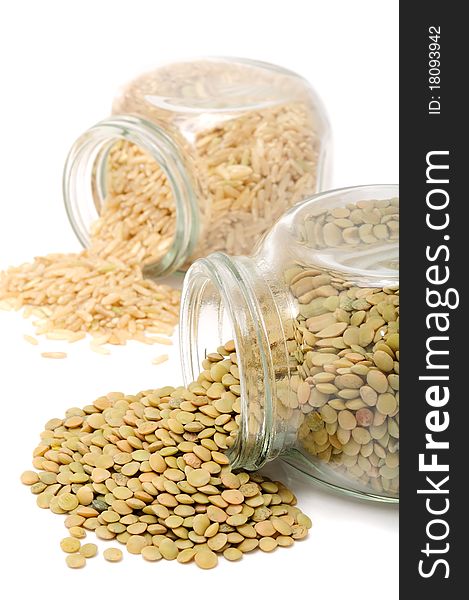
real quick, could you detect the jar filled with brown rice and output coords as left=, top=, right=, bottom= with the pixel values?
left=63, top=57, right=330, bottom=277
left=180, top=185, right=399, bottom=503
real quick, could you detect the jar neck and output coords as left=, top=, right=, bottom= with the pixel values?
left=63, top=115, right=200, bottom=277
left=180, top=252, right=296, bottom=470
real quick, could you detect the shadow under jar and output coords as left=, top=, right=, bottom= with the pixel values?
left=180, top=184, right=399, bottom=503
left=63, top=57, right=330, bottom=277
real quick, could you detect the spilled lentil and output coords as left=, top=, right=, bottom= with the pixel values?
left=21, top=341, right=311, bottom=569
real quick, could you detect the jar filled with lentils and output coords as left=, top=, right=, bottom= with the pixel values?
left=63, top=57, right=330, bottom=277
left=180, top=185, right=399, bottom=502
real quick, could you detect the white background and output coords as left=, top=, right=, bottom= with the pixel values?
left=0, top=1, right=398, bottom=598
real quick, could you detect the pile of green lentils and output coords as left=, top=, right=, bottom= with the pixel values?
left=21, top=340, right=311, bottom=569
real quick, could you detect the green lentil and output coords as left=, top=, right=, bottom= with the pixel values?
left=103, top=548, right=123, bottom=562
left=66, top=554, right=86, bottom=569
left=195, top=549, right=218, bottom=569
left=60, top=537, right=81, bottom=553
left=79, top=543, right=98, bottom=558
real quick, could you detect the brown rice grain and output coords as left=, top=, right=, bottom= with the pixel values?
left=152, top=354, right=169, bottom=366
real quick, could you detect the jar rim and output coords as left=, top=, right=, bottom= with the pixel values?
left=179, top=252, right=285, bottom=471
left=63, top=115, right=200, bottom=277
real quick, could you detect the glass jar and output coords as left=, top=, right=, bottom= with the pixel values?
left=63, top=57, right=330, bottom=277
left=180, top=184, right=399, bottom=503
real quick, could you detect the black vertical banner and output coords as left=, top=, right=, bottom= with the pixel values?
left=400, top=2, right=465, bottom=596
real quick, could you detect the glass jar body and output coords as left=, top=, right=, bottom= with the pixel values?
left=181, top=185, right=399, bottom=502
left=64, top=57, right=331, bottom=277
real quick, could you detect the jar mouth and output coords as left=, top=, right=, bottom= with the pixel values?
left=63, top=115, right=200, bottom=277
left=180, top=252, right=283, bottom=471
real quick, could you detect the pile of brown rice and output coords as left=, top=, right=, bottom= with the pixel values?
left=0, top=146, right=180, bottom=349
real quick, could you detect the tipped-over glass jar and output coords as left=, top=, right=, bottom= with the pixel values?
left=63, top=57, right=330, bottom=277
left=180, top=184, right=399, bottom=503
